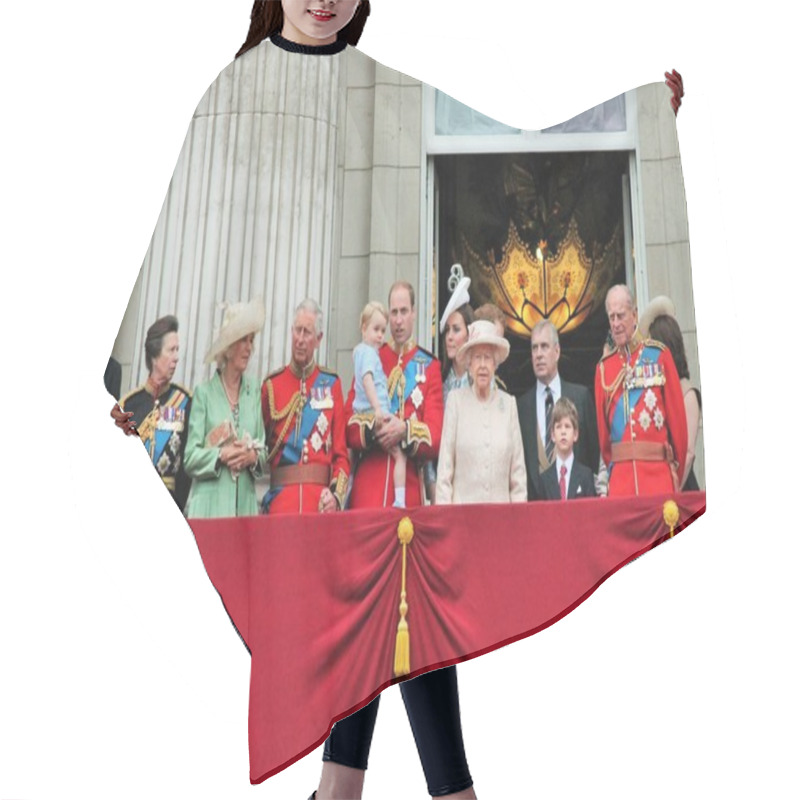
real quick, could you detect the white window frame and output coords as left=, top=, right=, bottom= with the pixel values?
left=417, top=86, right=646, bottom=348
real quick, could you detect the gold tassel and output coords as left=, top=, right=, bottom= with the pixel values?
left=663, top=499, right=680, bottom=538
left=394, top=517, right=415, bottom=677
left=394, top=597, right=410, bottom=677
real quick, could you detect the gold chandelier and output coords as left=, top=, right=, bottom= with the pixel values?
left=462, top=217, right=621, bottom=338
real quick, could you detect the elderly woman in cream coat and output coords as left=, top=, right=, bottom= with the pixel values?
left=436, top=320, right=527, bottom=505
left=184, top=298, right=267, bottom=518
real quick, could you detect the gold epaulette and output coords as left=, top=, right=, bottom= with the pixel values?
left=171, top=382, right=192, bottom=399
left=318, top=364, right=339, bottom=377
left=264, top=380, right=302, bottom=422
left=599, top=346, right=619, bottom=363
left=643, top=337, right=667, bottom=352
left=118, top=384, right=146, bottom=409
left=264, top=366, right=287, bottom=382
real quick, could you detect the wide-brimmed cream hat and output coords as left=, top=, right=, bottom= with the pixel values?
left=639, top=295, right=676, bottom=338
left=456, top=319, right=510, bottom=367
left=204, top=297, right=266, bottom=364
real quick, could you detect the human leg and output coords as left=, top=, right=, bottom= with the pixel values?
left=400, top=666, right=475, bottom=798
left=317, top=695, right=381, bottom=799
left=392, top=446, right=407, bottom=507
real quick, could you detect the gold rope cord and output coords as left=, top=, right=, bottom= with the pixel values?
left=137, top=407, right=159, bottom=449
left=263, top=380, right=304, bottom=462
left=599, top=359, right=627, bottom=420
left=394, top=516, right=415, bottom=677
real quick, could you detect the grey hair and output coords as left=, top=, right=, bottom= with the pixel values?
left=294, top=298, right=324, bottom=336
left=605, top=284, right=636, bottom=312
left=531, top=319, right=559, bottom=346
left=467, top=344, right=501, bottom=369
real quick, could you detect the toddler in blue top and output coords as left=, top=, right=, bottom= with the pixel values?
left=353, top=301, right=407, bottom=507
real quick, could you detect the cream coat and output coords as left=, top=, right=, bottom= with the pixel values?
left=436, top=385, right=527, bottom=505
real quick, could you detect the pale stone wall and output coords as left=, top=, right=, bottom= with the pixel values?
left=112, top=40, right=342, bottom=394
left=328, top=51, right=424, bottom=388
left=636, top=83, right=704, bottom=487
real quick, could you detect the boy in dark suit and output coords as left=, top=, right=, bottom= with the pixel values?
left=541, top=398, right=597, bottom=501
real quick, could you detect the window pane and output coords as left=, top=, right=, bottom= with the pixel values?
left=435, top=90, right=521, bottom=136
left=542, top=94, right=626, bottom=133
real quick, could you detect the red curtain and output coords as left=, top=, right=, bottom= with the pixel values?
left=189, top=491, right=705, bottom=783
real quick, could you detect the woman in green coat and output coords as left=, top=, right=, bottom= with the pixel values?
left=184, top=298, right=267, bottom=518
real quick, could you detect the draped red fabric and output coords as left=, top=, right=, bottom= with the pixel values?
left=189, top=491, right=705, bottom=784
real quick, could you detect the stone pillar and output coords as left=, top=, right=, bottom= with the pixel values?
left=636, top=83, right=703, bottom=486
left=112, top=41, right=343, bottom=392
left=329, top=51, right=424, bottom=385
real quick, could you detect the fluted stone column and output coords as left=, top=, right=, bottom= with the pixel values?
left=637, top=82, right=703, bottom=486
left=113, top=41, right=343, bottom=393
left=330, top=52, right=424, bottom=385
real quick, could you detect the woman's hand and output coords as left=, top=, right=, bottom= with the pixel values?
left=220, top=441, right=255, bottom=471
left=110, top=403, right=137, bottom=436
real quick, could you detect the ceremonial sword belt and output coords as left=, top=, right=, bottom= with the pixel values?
left=271, top=463, right=331, bottom=488
left=611, top=441, right=673, bottom=463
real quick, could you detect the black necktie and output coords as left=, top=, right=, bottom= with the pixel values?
left=545, top=386, right=554, bottom=463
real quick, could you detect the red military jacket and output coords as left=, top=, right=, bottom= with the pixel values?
left=594, top=331, right=688, bottom=497
left=261, top=362, right=349, bottom=514
left=346, top=340, right=443, bottom=509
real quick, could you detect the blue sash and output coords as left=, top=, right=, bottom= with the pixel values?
left=145, top=389, right=189, bottom=466
left=389, top=350, right=433, bottom=414
left=278, top=371, right=336, bottom=466
left=263, top=371, right=336, bottom=513
left=609, top=345, right=661, bottom=443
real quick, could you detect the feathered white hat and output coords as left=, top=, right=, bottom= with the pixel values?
left=439, top=265, right=471, bottom=334
left=204, top=297, right=266, bottom=364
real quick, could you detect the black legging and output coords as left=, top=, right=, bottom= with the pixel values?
left=323, top=665, right=473, bottom=797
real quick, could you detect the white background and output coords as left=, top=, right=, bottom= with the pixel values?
left=1, top=2, right=797, bottom=798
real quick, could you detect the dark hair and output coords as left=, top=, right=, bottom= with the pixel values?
left=648, top=314, right=690, bottom=380
left=236, top=0, right=371, bottom=59
left=441, top=304, right=475, bottom=379
left=145, top=315, right=179, bottom=373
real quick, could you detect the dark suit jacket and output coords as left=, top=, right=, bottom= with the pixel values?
left=541, top=459, right=597, bottom=500
left=517, top=378, right=599, bottom=501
